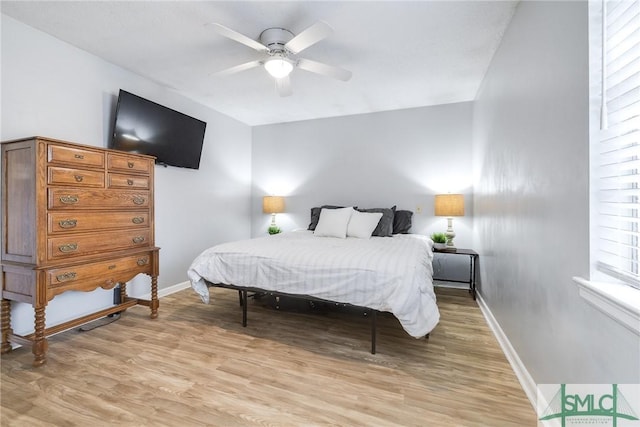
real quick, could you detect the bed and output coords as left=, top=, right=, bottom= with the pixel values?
left=187, top=207, right=440, bottom=353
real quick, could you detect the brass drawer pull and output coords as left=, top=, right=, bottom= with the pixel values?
left=137, top=257, right=149, bottom=266
left=56, top=272, right=77, bottom=283
left=132, top=216, right=144, bottom=224
left=58, top=243, right=78, bottom=253
left=128, top=161, right=134, bottom=168
left=58, top=219, right=77, bottom=229
left=127, top=179, right=134, bottom=186
left=132, top=236, right=145, bottom=244
left=59, top=195, right=79, bottom=204
left=74, top=175, right=84, bottom=182
left=74, top=154, right=84, bottom=159
left=132, top=196, right=145, bottom=205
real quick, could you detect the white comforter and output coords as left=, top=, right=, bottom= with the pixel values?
left=187, top=231, right=440, bottom=338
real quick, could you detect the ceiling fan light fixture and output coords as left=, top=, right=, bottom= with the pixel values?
left=264, top=57, right=294, bottom=79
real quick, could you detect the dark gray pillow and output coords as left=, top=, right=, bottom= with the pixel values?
left=393, top=210, right=413, bottom=234
left=308, top=205, right=349, bottom=230
left=357, top=206, right=396, bottom=237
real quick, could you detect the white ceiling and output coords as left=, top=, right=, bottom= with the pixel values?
left=1, top=1, right=518, bottom=126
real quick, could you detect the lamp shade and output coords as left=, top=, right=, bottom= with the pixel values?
left=434, top=194, right=464, bottom=217
left=263, top=196, right=285, bottom=214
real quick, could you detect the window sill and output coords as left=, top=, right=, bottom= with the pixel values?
left=573, top=276, right=640, bottom=336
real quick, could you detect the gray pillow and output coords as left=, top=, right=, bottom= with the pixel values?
left=393, top=210, right=413, bottom=234
left=357, top=206, right=396, bottom=237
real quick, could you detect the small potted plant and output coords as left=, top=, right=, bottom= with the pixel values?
left=268, top=225, right=281, bottom=235
left=430, top=232, right=447, bottom=250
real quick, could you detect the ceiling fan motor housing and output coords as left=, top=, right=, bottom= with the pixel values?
left=259, top=28, right=295, bottom=55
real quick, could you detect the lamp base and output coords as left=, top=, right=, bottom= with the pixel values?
left=445, top=217, right=456, bottom=249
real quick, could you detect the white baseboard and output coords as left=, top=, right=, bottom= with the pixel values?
left=160, top=280, right=192, bottom=297
left=434, top=281, right=468, bottom=290
left=476, top=292, right=537, bottom=410
left=131, top=280, right=191, bottom=300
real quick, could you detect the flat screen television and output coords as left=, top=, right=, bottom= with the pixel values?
left=109, top=90, right=207, bottom=169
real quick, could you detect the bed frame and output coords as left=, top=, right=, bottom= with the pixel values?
left=206, top=282, right=384, bottom=353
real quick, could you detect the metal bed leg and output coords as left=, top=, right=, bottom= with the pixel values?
left=238, top=290, right=243, bottom=306
left=241, top=290, right=248, bottom=327
left=370, top=309, right=377, bottom=354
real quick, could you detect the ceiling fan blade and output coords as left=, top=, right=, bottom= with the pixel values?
left=207, top=23, right=269, bottom=53
left=212, top=60, right=262, bottom=77
left=275, top=75, right=293, bottom=97
left=297, top=58, right=352, bottom=82
left=285, top=21, right=333, bottom=54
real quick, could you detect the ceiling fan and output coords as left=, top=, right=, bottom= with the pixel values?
left=208, top=21, right=352, bottom=97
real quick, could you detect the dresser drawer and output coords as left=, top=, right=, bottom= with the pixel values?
left=107, top=173, right=149, bottom=189
left=48, top=211, right=149, bottom=234
left=47, top=253, right=153, bottom=289
left=48, top=166, right=104, bottom=187
left=108, top=153, right=152, bottom=174
left=47, top=229, right=151, bottom=260
left=48, top=144, right=105, bottom=168
left=48, top=189, right=150, bottom=209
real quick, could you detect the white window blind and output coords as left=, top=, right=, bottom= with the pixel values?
left=595, top=0, right=640, bottom=288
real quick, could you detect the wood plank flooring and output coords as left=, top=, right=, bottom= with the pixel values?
left=1, top=287, right=537, bottom=426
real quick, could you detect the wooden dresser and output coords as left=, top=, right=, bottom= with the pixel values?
left=0, top=136, right=160, bottom=367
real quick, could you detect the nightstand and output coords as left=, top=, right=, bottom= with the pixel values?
left=432, top=248, right=479, bottom=300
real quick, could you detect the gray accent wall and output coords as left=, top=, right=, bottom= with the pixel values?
left=251, top=103, right=476, bottom=284
left=251, top=103, right=474, bottom=244
left=1, top=15, right=252, bottom=334
left=473, top=1, right=639, bottom=383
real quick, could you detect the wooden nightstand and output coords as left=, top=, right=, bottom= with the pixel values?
left=432, top=248, right=479, bottom=300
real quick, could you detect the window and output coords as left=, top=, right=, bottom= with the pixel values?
left=578, top=0, right=640, bottom=335
left=591, top=0, right=640, bottom=289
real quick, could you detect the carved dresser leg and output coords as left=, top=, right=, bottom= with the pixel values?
left=1, top=299, right=13, bottom=354
left=32, top=305, right=48, bottom=367
left=150, top=275, right=159, bottom=319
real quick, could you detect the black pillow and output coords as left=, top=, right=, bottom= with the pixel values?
left=393, top=210, right=413, bottom=234
left=357, top=206, right=396, bottom=237
left=308, top=205, right=349, bottom=231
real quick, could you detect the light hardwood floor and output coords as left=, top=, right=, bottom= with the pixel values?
left=1, top=287, right=537, bottom=426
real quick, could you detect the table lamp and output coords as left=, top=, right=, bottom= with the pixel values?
left=434, top=194, right=464, bottom=248
left=263, top=196, right=285, bottom=234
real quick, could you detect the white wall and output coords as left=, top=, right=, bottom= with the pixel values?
left=473, top=1, right=639, bottom=384
left=1, top=15, right=252, bottom=334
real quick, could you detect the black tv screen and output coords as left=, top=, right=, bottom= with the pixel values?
left=109, top=90, right=207, bottom=169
